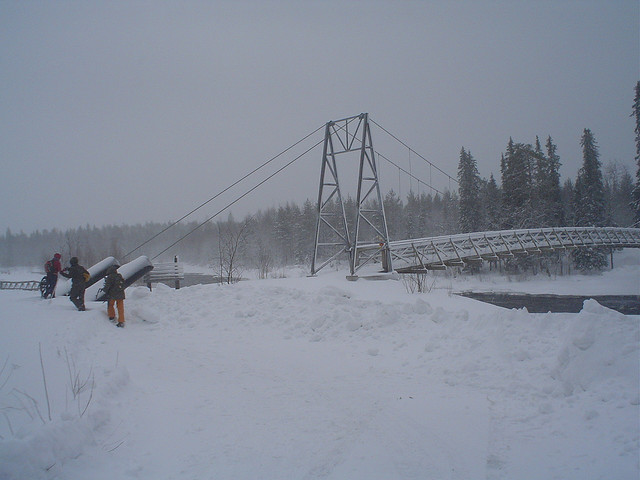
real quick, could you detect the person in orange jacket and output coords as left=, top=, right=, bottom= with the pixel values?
left=103, top=265, right=126, bottom=328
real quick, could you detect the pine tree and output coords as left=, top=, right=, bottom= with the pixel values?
left=574, top=129, right=606, bottom=227
left=532, top=136, right=544, bottom=220
left=561, top=178, right=575, bottom=226
left=501, top=139, right=536, bottom=228
left=417, top=192, right=433, bottom=236
left=299, top=199, right=317, bottom=262
left=617, top=169, right=636, bottom=226
left=2, top=228, right=13, bottom=267
left=274, top=204, right=299, bottom=265
left=481, top=174, right=502, bottom=231
left=440, top=190, right=459, bottom=234
left=457, top=147, right=482, bottom=233
left=383, top=190, right=404, bottom=239
left=404, top=190, right=421, bottom=239
left=540, top=136, right=564, bottom=226
left=604, top=162, right=635, bottom=227
left=573, top=128, right=607, bottom=271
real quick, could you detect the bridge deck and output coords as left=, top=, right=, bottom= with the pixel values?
left=356, top=227, right=640, bottom=273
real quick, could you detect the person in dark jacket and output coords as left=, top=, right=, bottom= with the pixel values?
left=60, top=257, right=90, bottom=311
left=43, top=253, right=62, bottom=299
left=103, top=265, right=126, bottom=328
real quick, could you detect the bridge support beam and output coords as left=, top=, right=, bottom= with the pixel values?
left=311, top=113, right=392, bottom=277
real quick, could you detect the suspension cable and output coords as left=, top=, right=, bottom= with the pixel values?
left=124, top=123, right=325, bottom=259
left=150, top=137, right=324, bottom=260
left=376, top=151, right=446, bottom=196
left=330, top=119, right=445, bottom=195
left=369, top=117, right=458, bottom=185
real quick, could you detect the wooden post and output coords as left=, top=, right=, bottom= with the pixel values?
left=380, top=243, right=388, bottom=272
left=174, top=255, right=180, bottom=289
left=610, top=248, right=614, bottom=270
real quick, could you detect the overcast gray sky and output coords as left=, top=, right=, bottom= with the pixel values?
left=1, top=0, right=638, bottom=234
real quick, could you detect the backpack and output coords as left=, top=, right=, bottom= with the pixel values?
left=45, top=260, right=56, bottom=274
left=105, top=272, right=125, bottom=298
left=113, top=274, right=124, bottom=292
left=83, top=271, right=91, bottom=283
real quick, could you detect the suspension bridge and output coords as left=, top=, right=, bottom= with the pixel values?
left=55, top=113, right=640, bottom=287
left=7, top=112, right=637, bottom=300
left=307, top=114, right=640, bottom=278
left=116, top=112, right=638, bottom=280
left=358, top=227, right=640, bottom=275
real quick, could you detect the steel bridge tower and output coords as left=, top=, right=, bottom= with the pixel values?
left=311, top=113, right=392, bottom=278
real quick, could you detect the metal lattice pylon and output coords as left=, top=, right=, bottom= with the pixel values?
left=311, top=113, right=392, bottom=277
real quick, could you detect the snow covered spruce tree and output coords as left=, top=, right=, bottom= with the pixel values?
left=632, top=81, right=640, bottom=225
left=572, top=128, right=607, bottom=271
left=274, top=203, right=302, bottom=265
left=440, top=190, right=460, bottom=235
left=561, top=178, right=576, bottom=226
left=481, top=174, right=502, bottom=231
left=500, top=138, right=537, bottom=229
left=457, top=147, right=482, bottom=233
left=500, top=137, right=554, bottom=272
left=384, top=190, right=404, bottom=239
left=404, top=191, right=435, bottom=238
left=404, top=191, right=422, bottom=239
left=537, top=136, right=564, bottom=226
left=603, top=162, right=635, bottom=227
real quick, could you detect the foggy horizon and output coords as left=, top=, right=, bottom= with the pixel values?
left=2, top=0, right=638, bottom=235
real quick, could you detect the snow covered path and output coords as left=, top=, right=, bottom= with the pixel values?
left=67, top=284, right=491, bottom=479
left=1, top=265, right=638, bottom=479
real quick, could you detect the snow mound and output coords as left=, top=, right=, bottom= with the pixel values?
left=0, top=365, right=130, bottom=480
left=552, top=299, right=639, bottom=398
left=0, top=267, right=638, bottom=479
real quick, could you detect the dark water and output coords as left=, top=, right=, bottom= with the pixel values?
left=457, top=292, right=640, bottom=315
left=182, top=273, right=224, bottom=286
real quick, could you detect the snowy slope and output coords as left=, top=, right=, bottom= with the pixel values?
left=0, top=258, right=638, bottom=480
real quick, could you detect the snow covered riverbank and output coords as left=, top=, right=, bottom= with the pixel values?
left=0, top=255, right=638, bottom=479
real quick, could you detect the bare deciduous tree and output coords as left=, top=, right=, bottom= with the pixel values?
left=253, top=240, right=273, bottom=280
left=216, top=218, right=251, bottom=284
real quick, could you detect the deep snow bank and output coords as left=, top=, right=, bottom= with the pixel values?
left=0, top=267, right=638, bottom=479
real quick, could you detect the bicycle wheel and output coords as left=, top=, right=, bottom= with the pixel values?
left=40, top=276, right=49, bottom=298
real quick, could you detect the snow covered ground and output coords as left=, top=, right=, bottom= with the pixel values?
left=0, top=251, right=638, bottom=480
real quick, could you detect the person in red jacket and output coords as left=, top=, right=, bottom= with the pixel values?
left=43, top=253, right=62, bottom=299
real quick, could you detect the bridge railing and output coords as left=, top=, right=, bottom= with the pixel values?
left=143, top=261, right=184, bottom=290
left=0, top=280, right=41, bottom=291
left=356, top=227, right=640, bottom=273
